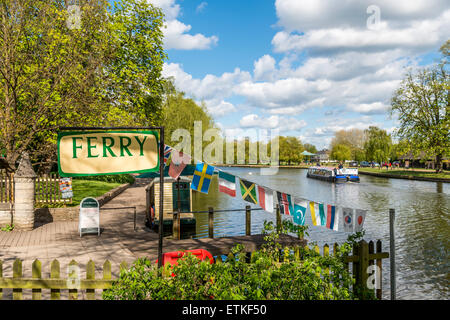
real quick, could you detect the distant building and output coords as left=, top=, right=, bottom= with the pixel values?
left=399, top=151, right=449, bottom=170
left=313, top=149, right=330, bottom=162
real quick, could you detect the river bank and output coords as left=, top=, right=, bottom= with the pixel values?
left=358, top=168, right=450, bottom=183
left=217, top=164, right=450, bottom=183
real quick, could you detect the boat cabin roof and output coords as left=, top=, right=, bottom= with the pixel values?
left=148, top=176, right=192, bottom=186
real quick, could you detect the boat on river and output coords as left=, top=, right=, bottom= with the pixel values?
left=306, top=166, right=360, bottom=183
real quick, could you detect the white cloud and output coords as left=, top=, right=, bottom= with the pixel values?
left=163, top=62, right=251, bottom=101
left=275, top=0, right=449, bottom=31
left=273, top=0, right=450, bottom=55
left=149, top=0, right=180, bottom=20
left=202, top=99, right=237, bottom=117
left=148, top=0, right=218, bottom=50
left=347, top=102, right=391, bottom=114
left=196, top=2, right=208, bottom=13
left=164, top=20, right=218, bottom=50
left=239, top=114, right=307, bottom=131
left=235, top=78, right=332, bottom=110
left=240, top=114, right=280, bottom=129
left=253, top=55, right=277, bottom=81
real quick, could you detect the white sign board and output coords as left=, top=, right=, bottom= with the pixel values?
left=79, top=197, right=100, bottom=237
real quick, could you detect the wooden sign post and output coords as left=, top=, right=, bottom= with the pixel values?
left=58, top=127, right=165, bottom=268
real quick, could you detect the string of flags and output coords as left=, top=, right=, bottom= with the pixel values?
left=162, top=144, right=366, bottom=233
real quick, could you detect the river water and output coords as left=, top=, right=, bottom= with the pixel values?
left=189, top=167, right=449, bottom=300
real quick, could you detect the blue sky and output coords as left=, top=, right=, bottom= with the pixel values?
left=148, top=0, right=449, bottom=149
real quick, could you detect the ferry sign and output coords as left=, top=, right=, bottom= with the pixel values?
left=58, top=130, right=159, bottom=177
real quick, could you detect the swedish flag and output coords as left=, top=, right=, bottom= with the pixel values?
left=191, top=162, right=214, bottom=194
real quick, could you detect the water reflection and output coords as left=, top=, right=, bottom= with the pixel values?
left=186, top=167, right=449, bottom=300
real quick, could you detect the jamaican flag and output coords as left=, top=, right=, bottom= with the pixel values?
left=239, top=179, right=257, bottom=204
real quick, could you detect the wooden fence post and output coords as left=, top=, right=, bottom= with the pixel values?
left=86, top=260, right=95, bottom=300
left=358, top=240, right=369, bottom=299
left=376, top=240, right=383, bottom=299
left=13, top=259, right=22, bottom=300
left=389, top=208, right=396, bottom=300
left=245, top=205, right=251, bottom=236
left=208, top=207, right=214, bottom=239
left=103, top=260, right=111, bottom=297
left=32, top=259, right=42, bottom=300
left=0, top=259, right=2, bottom=300
left=276, top=204, right=281, bottom=233
left=119, top=261, right=128, bottom=272
left=173, top=211, right=180, bottom=240
left=50, top=259, right=60, bottom=300
left=68, top=260, right=79, bottom=300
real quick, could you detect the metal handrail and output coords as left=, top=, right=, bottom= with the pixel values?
left=167, top=207, right=266, bottom=215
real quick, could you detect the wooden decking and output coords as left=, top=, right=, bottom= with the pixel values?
left=0, top=178, right=306, bottom=278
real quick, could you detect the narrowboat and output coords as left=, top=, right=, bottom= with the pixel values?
left=306, top=167, right=360, bottom=183
left=145, top=176, right=196, bottom=230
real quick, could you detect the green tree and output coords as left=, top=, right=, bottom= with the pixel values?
left=330, top=144, right=351, bottom=162
left=364, top=127, right=392, bottom=166
left=303, top=143, right=317, bottom=154
left=390, top=46, right=449, bottom=172
left=160, top=82, right=216, bottom=159
left=107, top=0, right=167, bottom=126
left=0, top=0, right=167, bottom=170
left=279, top=136, right=303, bottom=165
left=330, top=129, right=366, bottom=161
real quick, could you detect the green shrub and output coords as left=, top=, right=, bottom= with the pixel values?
left=103, top=223, right=363, bottom=300
left=1, top=224, right=14, bottom=232
left=72, top=174, right=135, bottom=184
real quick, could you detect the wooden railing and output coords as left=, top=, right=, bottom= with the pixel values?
left=35, top=173, right=72, bottom=204
left=302, top=240, right=388, bottom=299
left=0, top=170, right=14, bottom=203
left=0, top=259, right=128, bottom=300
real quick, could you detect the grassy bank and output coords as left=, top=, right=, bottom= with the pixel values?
left=358, top=167, right=450, bottom=181
left=70, top=180, right=122, bottom=206
left=35, top=179, right=122, bottom=208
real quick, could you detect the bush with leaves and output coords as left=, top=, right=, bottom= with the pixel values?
left=72, top=174, right=135, bottom=184
left=103, top=223, right=369, bottom=300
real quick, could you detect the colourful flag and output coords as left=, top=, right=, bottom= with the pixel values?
left=309, top=202, right=326, bottom=226
left=354, top=209, right=366, bottom=232
left=258, top=186, right=273, bottom=214
left=239, top=179, right=258, bottom=204
left=163, top=145, right=172, bottom=167
left=277, top=191, right=294, bottom=215
left=342, top=207, right=354, bottom=232
left=191, top=162, right=214, bottom=194
left=326, top=204, right=339, bottom=231
left=218, top=170, right=236, bottom=197
left=293, top=199, right=308, bottom=225
left=168, top=150, right=190, bottom=180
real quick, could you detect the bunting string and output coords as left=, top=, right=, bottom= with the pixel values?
left=162, top=144, right=367, bottom=233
